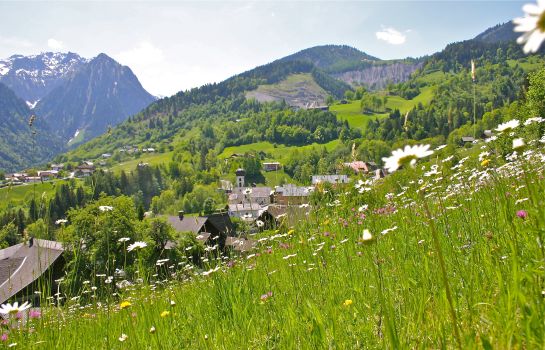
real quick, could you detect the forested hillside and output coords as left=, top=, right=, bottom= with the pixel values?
left=0, top=83, right=62, bottom=171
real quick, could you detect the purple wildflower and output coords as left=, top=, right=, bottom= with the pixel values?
left=517, top=210, right=528, bottom=219
left=29, top=310, right=41, bottom=319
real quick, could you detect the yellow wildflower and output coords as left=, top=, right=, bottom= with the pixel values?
left=343, top=299, right=353, bottom=307
left=120, top=301, right=131, bottom=310
left=287, top=229, right=295, bottom=235
left=160, top=311, right=170, bottom=318
left=481, top=159, right=490, bottom=167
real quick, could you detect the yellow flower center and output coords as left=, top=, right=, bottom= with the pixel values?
left=398, top=155, right=417, bottom=167
left=539, top=11, right=545, bottom=32
left=9, top=309, right=19, bottom=315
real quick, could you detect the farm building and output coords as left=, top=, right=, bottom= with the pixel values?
left=262, top=162, right=281, bottom=172
left=0, top=239, right=65, bottom=305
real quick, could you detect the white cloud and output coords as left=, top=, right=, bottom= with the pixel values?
left=375, top=27, right=407, bottom=45
left=47, top=38, right=64, bottom=50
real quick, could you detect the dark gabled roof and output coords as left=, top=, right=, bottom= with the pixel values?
left=206, top=213, right=235, bottom=236
left=167, top=216, right=208, bottom=234
left=167, top=213, right=235, bottom=236
left=0, top=239, right=64, bottom=304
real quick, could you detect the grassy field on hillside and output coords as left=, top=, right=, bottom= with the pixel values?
left=331, top=86, right=434, bottom=130
left=109, top=152, right=174, bottom=173
left=219, top=140, right=340, bottom=161
left=0, top=180, right=71, bottom=210
left=8, top=128, right=545, bottom=348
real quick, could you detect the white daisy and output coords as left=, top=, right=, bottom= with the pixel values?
left=362, top=229, right=374, bottom=242
left=0, top=301, right=32, bottom=315
left=513, top=138, right=526, bottom=150
left=496, top=119, right=520, bottom=132
left=118, top=237, right=130, bottom=243
left=382, top=144, right=434, bottom=173
left=55, top=219, right=68, bottom=225
left=513, top=0, right=545, bottom=53
left=99, top=205, right=113, bottom=212
left=524, top=116, right=545, bottom=125
left=127, top=241, right=147, bottom=252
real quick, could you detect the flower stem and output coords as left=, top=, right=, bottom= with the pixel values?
left=423, top=199, right=462, bottom=349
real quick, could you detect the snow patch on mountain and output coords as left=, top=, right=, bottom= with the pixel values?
left=68, top=129, right=80, bottom=144
left=26, top=100, right=39, bottom=109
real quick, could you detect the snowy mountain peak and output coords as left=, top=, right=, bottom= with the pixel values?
left=0, top=52, right=88, bottom=102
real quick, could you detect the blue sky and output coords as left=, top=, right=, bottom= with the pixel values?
left=0, top=1, right=527, bottom=96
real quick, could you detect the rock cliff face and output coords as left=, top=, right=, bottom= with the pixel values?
left=332, top=62, right=423, bottom=90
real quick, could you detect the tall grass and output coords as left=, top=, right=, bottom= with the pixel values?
left=3, top=141, right=545, bottom=349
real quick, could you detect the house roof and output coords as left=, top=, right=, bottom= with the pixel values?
left=0, top=239, right=64, bottom=304
left=461, top=136, right=476, bottom=142
left=229, top=203, right=262, bottom=212
left=343, top=161, right=369, bottom=173
left=76, top=164, right=95, bottom=170
left=167, top=216, right=208, bottom=234
left=231, top=187, right=272, bottom=198
left=167, top=213, right=235, bottom=236
left=275, top=184, right=313, bottom=197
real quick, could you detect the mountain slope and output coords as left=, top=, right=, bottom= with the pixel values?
left=0, top=52, right=87, bottom=104
left=35, top=53, right=156, bottom=146
left=0, top=83, right=62, bottom=172
left=279, top=45, right=379, bottom=72
left=474, top=22, right=518, bottom=43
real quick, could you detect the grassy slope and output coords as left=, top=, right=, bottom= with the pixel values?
left=0, top=180, right=73, bottom=210
left=108, top=152, right=174, bottom=173
left=15, top=137, right=545, bottom=348
left=219, top=140, right=340, bottom=161
left=331, top=86, right=434, bottom=130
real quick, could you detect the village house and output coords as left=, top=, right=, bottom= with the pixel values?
left=37, top=170, right=59, bottom=181
left=0, top=238, right=65, bottom=305
left=273, top=184, right=313, bottom=205
left=262, top=162, right=281, bottom=172
left=342, top=161, right=373, bottom=174
left=6, top=173, right=28, bottom=183
left=229, top=187, right=272, bottom=206
left=312, top=174, right=349, bottom=185
left=167, top=211, right=235, bottom=250
left=75, top=164, right=96, bottom=177
left=101, top=153, right=112, bottom=159
left=50, top=164, right=64, bottom=171
left=228, top=202, right=263, bottom=221
left=461, top=136, right=476, bottom=143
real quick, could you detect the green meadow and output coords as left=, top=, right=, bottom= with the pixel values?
left=8, top=135, right=545, bottom=348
